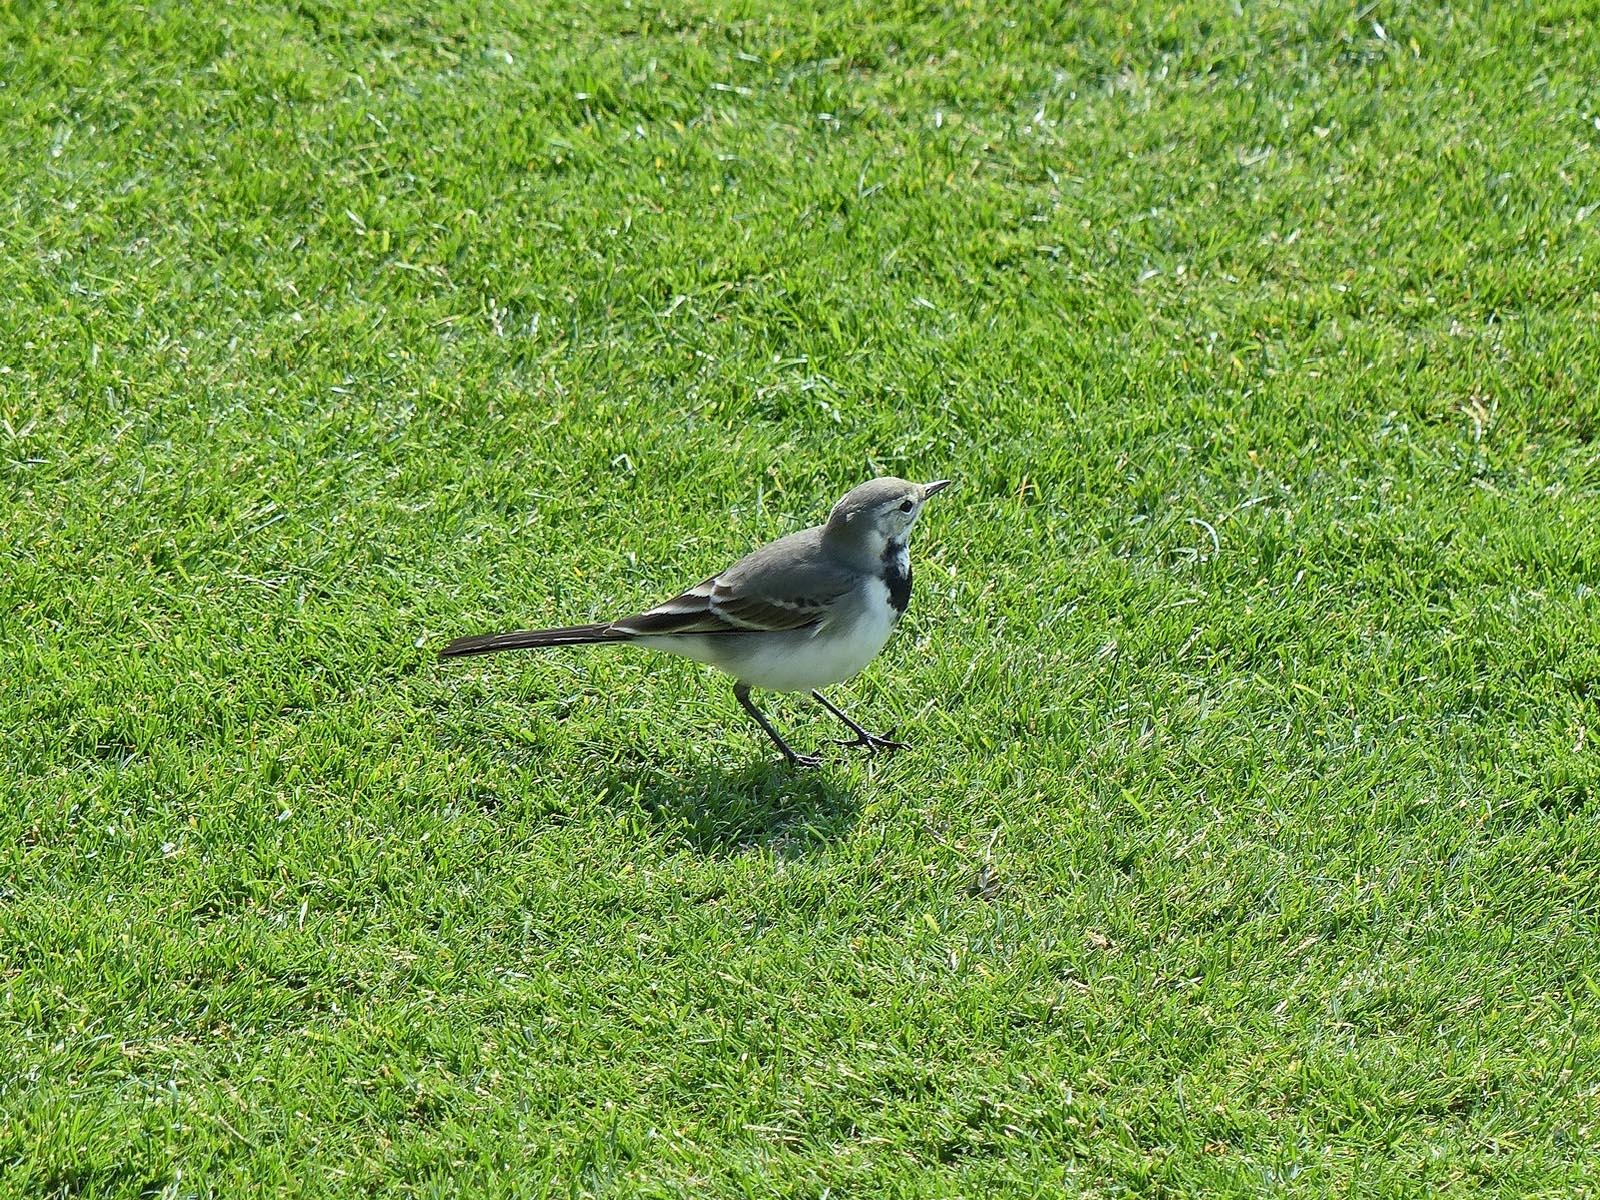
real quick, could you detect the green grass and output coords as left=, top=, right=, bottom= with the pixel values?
left=4, top=0, right=1600, bottom=1193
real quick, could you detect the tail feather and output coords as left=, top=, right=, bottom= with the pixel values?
left=438, top=623, right=629, bottom=658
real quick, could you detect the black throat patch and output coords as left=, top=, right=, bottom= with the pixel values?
left=882, top=541, right=911, bottom=616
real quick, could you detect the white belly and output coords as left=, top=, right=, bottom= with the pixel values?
left=634, top=579, right=901, bottom=692
left=729, top=599, right=899, bottom=691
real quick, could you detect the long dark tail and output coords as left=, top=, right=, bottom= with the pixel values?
left=437, top=623, right=631, bottom=658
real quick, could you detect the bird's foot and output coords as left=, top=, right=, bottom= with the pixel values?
left=829, top=728, right=908, bottom=754
left=784, top=749, right=825, bottom=769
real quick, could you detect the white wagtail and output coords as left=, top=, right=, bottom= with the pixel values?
left=439, top=477, right=950, bottom=767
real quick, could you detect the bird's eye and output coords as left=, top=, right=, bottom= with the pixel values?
left=899, top=499, right=914, bottom=513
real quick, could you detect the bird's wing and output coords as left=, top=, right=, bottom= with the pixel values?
left=609, top=528, right=856, bottom=637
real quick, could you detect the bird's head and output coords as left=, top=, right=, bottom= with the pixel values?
left=823, top=476, right=950, bottom=563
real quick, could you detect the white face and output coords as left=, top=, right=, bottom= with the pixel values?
left=870, top=493, right=926, bottom=548
left=826, top=478, right=948, bottom=559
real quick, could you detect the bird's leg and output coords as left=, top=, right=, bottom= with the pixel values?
left=734, top=683, right=821, bottom=768
left=810, top=690, right=908, bottom=753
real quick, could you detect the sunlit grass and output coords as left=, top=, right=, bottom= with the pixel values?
left=4, top=0, right=1599, bottom=1194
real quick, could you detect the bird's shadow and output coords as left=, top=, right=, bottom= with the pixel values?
left=594, top=756, right=861, bottom=857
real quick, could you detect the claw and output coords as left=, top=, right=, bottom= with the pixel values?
left=829, top=731, right=909, bottom=754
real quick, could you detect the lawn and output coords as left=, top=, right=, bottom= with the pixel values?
left=4, top=0, right=1600, bottom=1194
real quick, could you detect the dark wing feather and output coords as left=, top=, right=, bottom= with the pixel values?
left=608, top=576, right=727, bottom=635
left=707, top=583, right=832, bottom=631
left=608, top=527, right=858, bottom=637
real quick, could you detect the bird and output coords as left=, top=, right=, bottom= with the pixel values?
left=439, top=477, right=951, bottom=767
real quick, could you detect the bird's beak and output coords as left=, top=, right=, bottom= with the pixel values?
left=922, top=479, right=952, bottom=497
